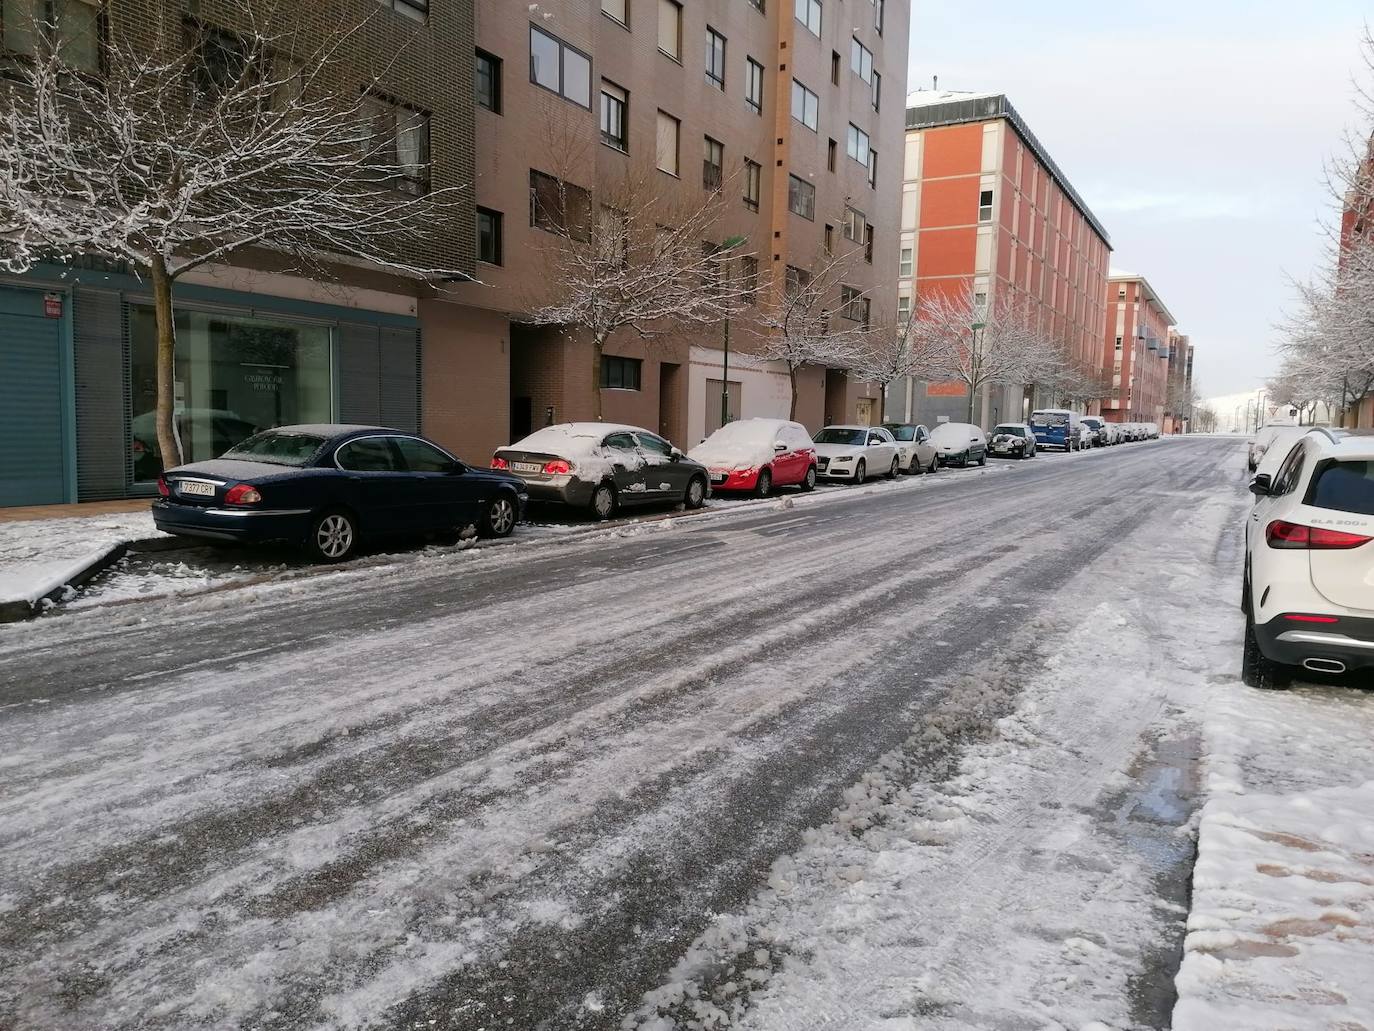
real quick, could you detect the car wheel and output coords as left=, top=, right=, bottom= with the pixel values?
left=888, top=457, right=900, bottom=479
left=800, top=465, right=817, bottom=492
left=480, top=493, right=517, bottom=538
left=977, top=450, right=987, bottom=467
left=1242, top=614, right=1291, bottom=691
left=854, top=459, right=866, bottom=485
left=307, top=509, right=358, bottom=563
left=1241, top=563, right=1252, bottom=615
left=907, top=454, right=922, bottom=475
left=684, top=476, right=707, bottom=510
left=927, top=456, right=938, bottom=474
left=591, top=482, right=616, bottom=521
left=754, top=468, right=773, bottom=499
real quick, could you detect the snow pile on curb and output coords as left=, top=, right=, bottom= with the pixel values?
left=0, top=511, right=162, bottom=612
left=1175, top=685, right=1374, bottom=1030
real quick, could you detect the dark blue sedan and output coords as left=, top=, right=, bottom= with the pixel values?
left=152, top=425, right=528, bottom=562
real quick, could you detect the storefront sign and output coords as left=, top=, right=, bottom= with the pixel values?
left=43, top=293, right=62, bottom=319
left=926, top=381, right=966, bottom=398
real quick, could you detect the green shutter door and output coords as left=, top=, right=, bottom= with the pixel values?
left=0, top=288, right=67, bottom=506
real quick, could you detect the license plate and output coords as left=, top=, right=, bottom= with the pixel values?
left=512, top=462, right=543, bottom=474
left=178, top=481, right=215, bottom=497
left=710, top=473, right=727, bottom=484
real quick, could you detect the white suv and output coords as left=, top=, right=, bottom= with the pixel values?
left=1242, top=428, right=1374, bottom=688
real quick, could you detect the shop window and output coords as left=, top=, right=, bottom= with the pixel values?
left=601, top=356, right=642, bottom=390
left=128, top=307, right=332, bottom=481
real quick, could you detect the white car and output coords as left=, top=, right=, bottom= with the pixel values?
left=1252, top=425, right=1312, bottom=480
left=881, top=422, right=938, bottom=474
left=1248, top=422, right=1301, bottom=471
left=1243, top=428, right=1374, bottom=688
left=929, top=422, right=988, bottom=467
left=812, top=425, right=900, bottom=483
left=1075, top=423, right=1095, bottom=450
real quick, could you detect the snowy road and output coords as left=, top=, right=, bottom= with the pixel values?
left=0, top=438, right=1248, bottom=1029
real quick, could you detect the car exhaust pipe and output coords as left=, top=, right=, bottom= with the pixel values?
left=1303, top=657, right=1346, bottom=675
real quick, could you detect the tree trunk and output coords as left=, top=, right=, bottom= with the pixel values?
left=591, top=334, right=605, bottom=421
left=149, top=255, right=182, bottom=471
left=787, top=364, right=800, bottom=421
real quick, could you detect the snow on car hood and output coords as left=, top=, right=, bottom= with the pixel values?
left=689, top=424, right=777, bottom=470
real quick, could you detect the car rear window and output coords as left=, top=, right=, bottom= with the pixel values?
left=223, top=431, right=326, bottom=466
left=1306, top=460, right=1374, bottom=516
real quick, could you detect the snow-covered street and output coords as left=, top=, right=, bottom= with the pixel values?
left=1, top=436, right=1370, bottom=1030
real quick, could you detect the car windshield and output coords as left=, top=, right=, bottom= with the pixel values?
left=814, top=428, right=867, bottom=446
left=1307, top=459, right=1374, bottom=516
left=883, top=424, right=917, bottom=442
left=1031, top=413, right=1068, bottom=427
left=994, top=426, right=1025, bottom=437
left=222, top=431, right=326, bottom=467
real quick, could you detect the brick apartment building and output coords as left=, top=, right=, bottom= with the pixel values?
left=1100, top=272, right=1176, bottom=426
left=436, top=0, right=911, bottom=454
left=1162, top=329, right=1194, bottom=434
left=0, top=0, right=909, bottom=507
left=893, top=90, right=1112, bottom=428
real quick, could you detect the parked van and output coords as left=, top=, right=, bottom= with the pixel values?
left=1030, top=409, right=1081, bottom=451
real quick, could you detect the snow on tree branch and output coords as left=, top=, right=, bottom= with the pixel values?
left=913, top=287, right=1063, bottom=399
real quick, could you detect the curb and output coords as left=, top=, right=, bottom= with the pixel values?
left=0, top=539, right=149, bottom=624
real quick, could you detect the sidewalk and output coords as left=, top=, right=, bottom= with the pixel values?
left=1174, top=679, right=1374, bottom=1029
left=0, top=500, right=164, bottom=619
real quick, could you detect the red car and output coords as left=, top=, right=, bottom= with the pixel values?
left=688, top=418, right=818, bottom=497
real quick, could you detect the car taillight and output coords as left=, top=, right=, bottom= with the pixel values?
left=1282, top=613, right=1340, bottom=624
left=1266, top=520, right=1373, bottom=550
left=224, top=484, right=262, bottom=506
left=543, top=459, right=573, bottom=475
left=156, top=475, right=169, bottom=497
left=491, top=456, right=509, bottom=470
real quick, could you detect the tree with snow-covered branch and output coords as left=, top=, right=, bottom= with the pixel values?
left=849, top=314, right=940, bottom=423
left=744, top=244, right=871, bottom=420
left=0, top=2, right=467, bottom=469
left=525, top=161, right=753, bottom=421
left=914, top=288, right=1062, bottom=424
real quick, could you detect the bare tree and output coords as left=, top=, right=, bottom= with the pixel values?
left=1192, top=404, right=1218, bottom=434
left=0, top=2, right=467, bottom=469
left=744, top=245, right=871, bottom=420
left=524, top=162, right=751, bottom=420
left=914, top=288, right=1062, bottom=424
left=849, top=315, right=933, bottom=423
left=1041, top=362, right=1111, bottom=411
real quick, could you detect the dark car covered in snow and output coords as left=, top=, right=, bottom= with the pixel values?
left=152, top=425, right=528, bottom=562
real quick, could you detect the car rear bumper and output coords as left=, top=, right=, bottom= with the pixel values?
left=519, top=477, right=597, bottom=509
left=817, top=464, right=859, bottom=479
left=152, top=500, right=312, bottom=543
left=1255, top=614, right=1374, bottom=672
left=708, top=468, right=761, bottom=491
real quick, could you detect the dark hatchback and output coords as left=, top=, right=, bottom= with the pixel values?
left=153, top=425, right=529, bottom=562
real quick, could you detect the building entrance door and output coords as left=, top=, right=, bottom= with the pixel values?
left=855, top=397, right=875, bottom=426
left=0, top=287, right=67, bottom=506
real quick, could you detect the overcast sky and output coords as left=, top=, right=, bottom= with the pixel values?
left=906, top=0, right=1369, bottom=397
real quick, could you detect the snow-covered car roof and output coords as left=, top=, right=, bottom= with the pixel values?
left=504, top=423, right=650, bottom=454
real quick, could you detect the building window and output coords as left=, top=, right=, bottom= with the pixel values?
left=706, top=27, right=726, bottom=89
left=475, top=49, right=502, bottom=113
left=791, top=80, right=818, bottom=132
left=827, top=138, right=837, bottom=172
left=850, top=37, right=873, bottom=83
left=794, top=0, right=821, bottom=36
left=846, top=123, right=870, bottom=165
left=874, top=0, right=884, bottom=33
left=476, top=207, right=503, bottom=265
left=785, top=264, right=811, bottom=298
left=745, top=57, right=764, bottom=114
left=1118, top=286, right=1127, bottom=300
left=530, top=25, right=591, bottom=108
left=703, top=136, right=724, bottom=191
left=602, top=0, right=628, bottom=26
left=867, top=148, right=877, bottom=187
left=831, top=51, right=840, bottom=85
left=978, top=189, right=993, bottom=222
left=128, top=306, right=332, bottom=480
left=530, top=169, right=592, bottom=240
left=1115, top=335, right=1124, bottom=350
left=379, top=0, right=427, bottom=22
left=871, top=69, right=881, bottom=111
left=601, top=356, right=642, bottom=390
left=742, top=255, right=760, bottom=304
left=897, top=294, right=910, bottom=321
left=363, top=95, right=431, bottom=195
left=656, top=110, right=680, bottom=175
left=840, top=286, right=869, bottom=324
left=863, top=224, right=874, bottom=263
left=824, top=223, right=834, bottom=253
left=899, top=246, right=913, bottom=277
left=658, top=0, right=681, bottom=60
left=743, top=159, right=761, bottom=211
left=843, top=204, right=866, bottom=242
left=748, top=0, right=765, bottom=11
left=974, top=290, right=988, bottom=316
left=601, top=80, right=628, bottom=150
left=787, top=174, right=815, bottom=220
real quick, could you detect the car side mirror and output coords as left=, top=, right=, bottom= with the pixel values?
left=774, top=441, right=787, bottom=452
left=1249, top=473, right=1273, bottom=497
left=670, top=448, right=684, bottom=461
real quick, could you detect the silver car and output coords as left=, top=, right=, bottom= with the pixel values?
left=882, top=423, right=939, bottom=474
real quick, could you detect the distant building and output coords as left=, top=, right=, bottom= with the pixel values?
left=1163, top=330, right=1195, bottom=434
left=895, top=90, right=1112, bottom=427
left=1102, top=273, right=1176, bottom=426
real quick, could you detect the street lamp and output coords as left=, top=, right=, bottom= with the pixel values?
left=967, top=322, right=986, bottom=424
left=718, top=234, right=749, bottom=430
